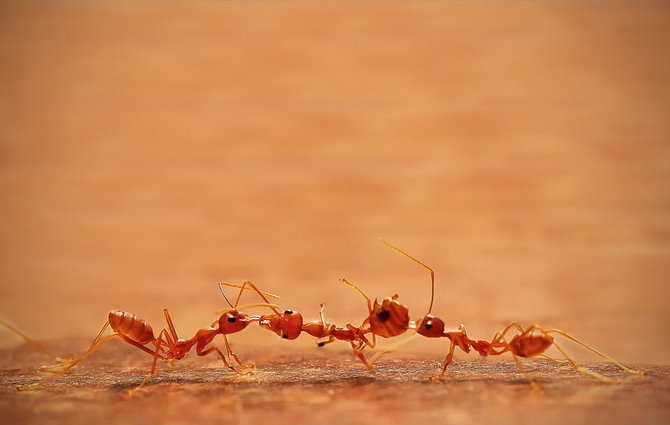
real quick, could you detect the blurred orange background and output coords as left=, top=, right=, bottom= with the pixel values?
left=0, top=1, right=668, bottom=366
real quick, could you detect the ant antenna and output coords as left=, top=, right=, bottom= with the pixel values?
left=219, top=283, right=235, bottom=308
left=378, top=238, right=435, bottom=315
left=340, top=278, right=372, bottom=313
left=219, top=282, right=281, bottom=314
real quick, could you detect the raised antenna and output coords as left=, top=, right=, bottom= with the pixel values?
left=378, top=238, right=435, bottom=315
left=218, top=282, right=235, bottom=308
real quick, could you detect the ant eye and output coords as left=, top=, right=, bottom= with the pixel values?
left=284, top=310, right=294, bottom=315
left=425, top=321, right=433, bottom=329
left=227, top=316, right=237, bottom=323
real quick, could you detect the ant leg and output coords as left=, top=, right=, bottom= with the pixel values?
left=540, top=354, right=569, bottom=363
left=351, top=340, right=375, bottom=373
left=492, top=322, right=525, bottom=345
left=369, top=332, right=419, bottom=364
left=361, top=331, right=376, bottom=350
left=545, top=328, right=645, bottom=376
left=221, top=334, right=254, bottom=370
left=357, top=317, right=376, bottom=349
left=433, top=339, right=457, bottom=380
left=19, top=323, right=119, bottom=390
left=511, top=352, right=541, bottom=389
left=0, top=320, right=58, bottom=359
left=195, top=338, right=242, bottom=374
left=156, top=329, right=177, bottom=359
left=550, top=341, right=620, bottom=383
left=38, top=321, right=112, bottom=372
left=155, top=330, right=174, bottom=368
left=42, top=334, right=161, bottom=373
left=485, top=328, right=540, bottom=388
left=127, top=356, right=159, bottom=394
left=163, top=309, right=179, bottom=341
left=28, top=325, right=164, bottom=391
left=316, top=335, right=336, bottom=347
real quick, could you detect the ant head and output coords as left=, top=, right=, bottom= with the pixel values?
left=369, top=296, right=410, bottom=337
left=416, top=314, right=445, bottom=338
left=259, top=310, right=303, bottom=340
left=218, top=310, right=252, bottom=334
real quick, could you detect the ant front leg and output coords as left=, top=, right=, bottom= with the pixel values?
left=195, top=340, right=247, bottom=375
left=221, top=334, right=254, bottom=370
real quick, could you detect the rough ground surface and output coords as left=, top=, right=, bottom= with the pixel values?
left=0, top=341, right=668, bottom=425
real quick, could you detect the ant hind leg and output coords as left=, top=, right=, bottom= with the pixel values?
left=511, top=353, right=541, bottom=390
left=546, top=329, right=646, bottom=377
left=19, top=322, right=119, bottom=390
left=0, top=320, right=59, bottom=360
left=549, top=341, right=620, bottom=383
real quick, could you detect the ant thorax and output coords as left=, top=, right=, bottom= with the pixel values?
left=369, top=295, right=410, bottom=337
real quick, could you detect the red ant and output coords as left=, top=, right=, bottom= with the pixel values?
left=348, top=239, right=646, bottom=385
left=221, top=281, right=377, bottom=370
left=5, top=284, right=279, bottom=391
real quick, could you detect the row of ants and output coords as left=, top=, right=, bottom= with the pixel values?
left=1, top=240, right=646, bottom=391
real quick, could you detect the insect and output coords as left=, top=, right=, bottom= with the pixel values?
left=221, top=281, right=377, bottom=370
left=351, top=239, right=647, bottom=385
left=9, top=284, right=280, bottom=391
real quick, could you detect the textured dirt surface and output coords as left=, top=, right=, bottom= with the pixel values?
left=1, top=1, right=669, bottom=425
left=0, top=341, right=669, bottom=425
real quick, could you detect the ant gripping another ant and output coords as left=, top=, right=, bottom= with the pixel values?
left=340, top=239, right=647, bottom=386
left=1, top=283, right=280, bottom=391
left=220, top=281, right=377, bottom=370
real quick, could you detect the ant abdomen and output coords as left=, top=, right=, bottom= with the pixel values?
left=508, top=329, right=554, bottom=358
left=108, top=310, right=155, bottom=345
